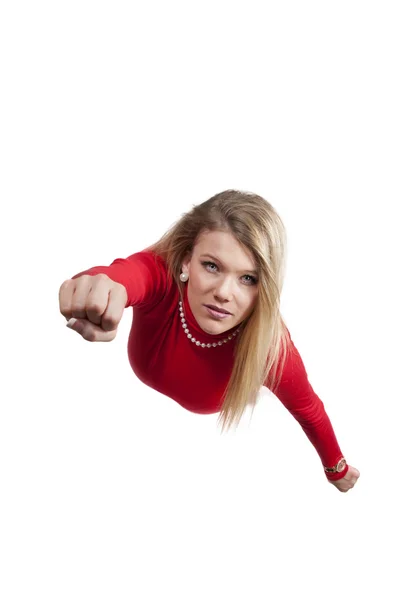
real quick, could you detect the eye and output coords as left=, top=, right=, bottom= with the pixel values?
left=202, top=261, right=218, bottom=272
left=201, top=261, right=258, bottom=285
left=242, top=274, right=258, bottom=285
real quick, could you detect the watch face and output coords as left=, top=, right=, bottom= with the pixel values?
left=337, top=459, right=346, bottom=472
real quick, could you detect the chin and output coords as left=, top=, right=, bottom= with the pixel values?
left=198, top=319, right=223, bottom=334
left=206, top=321, right=232, bottom=335
left=201, top=323, right=221, bottom=334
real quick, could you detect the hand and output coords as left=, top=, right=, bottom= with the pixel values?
left=59, top=273, right=128, bottom=342
left=329, top=465, right=360, bottom=493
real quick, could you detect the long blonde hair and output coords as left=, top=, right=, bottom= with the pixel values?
left=144, top=189, right=292, bottom=433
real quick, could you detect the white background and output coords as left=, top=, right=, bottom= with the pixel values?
left=1, top=1, right=397, bottom=598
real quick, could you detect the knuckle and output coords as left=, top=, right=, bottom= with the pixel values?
left=102, top=318, right=116, bottom=331
left=87, top=302, right=103, bottom=315
left=59, top=280, right=70, bottom=292
left=72, top=303, right=85, bottom=311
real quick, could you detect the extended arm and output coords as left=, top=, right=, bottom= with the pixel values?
left=269, top=331, right=349, bottom=481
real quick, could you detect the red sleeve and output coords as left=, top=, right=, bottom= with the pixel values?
left=70, top=251, right=169, bottom=310
left=268, top=330, right=349, bottom=481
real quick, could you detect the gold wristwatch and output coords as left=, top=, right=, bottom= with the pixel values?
left=324, top=457, right=347, bottom=473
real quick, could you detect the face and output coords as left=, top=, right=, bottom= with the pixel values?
left=181, top=230, right=259, bottom=335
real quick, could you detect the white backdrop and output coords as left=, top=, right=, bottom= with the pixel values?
left=1, top=1, right=397, bottom=598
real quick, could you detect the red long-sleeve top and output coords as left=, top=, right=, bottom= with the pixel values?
left=71, top=249, right=348, bottom=481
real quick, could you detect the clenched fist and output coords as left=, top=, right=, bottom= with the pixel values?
left=329, top=465, right=361, bottom=493
left=59, top=273, right=128, bottom=342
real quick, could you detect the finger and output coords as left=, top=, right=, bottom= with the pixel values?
left=85, top=277, right=112, bottom=326
left=67, top=318, right=117, bottom=342
left=81, top=321, right=117, bottom=342
left=59, top=279, right=80, bottom=320
left=70, top=276, right=93, bottom=320
left=100, top=283, right=126, bottom=332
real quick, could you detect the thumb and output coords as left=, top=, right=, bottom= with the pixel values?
left=66, top=318, right=84, bottom=333
left=66, top=317, right=117, bottom=342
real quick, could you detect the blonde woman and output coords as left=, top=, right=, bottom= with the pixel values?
left=59, top=189, right=360, bottom=493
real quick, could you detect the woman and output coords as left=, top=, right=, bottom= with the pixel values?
left=59, top=189, right=360, bottom=493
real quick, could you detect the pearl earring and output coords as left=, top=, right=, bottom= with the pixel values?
left=180, top=272, right=189, bottom=282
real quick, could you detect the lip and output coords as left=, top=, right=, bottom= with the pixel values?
left=204, top=304, right=231, bottom=315
left=205, top=305, right=232, bottom=319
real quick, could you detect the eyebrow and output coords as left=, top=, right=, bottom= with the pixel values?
left=200, top=254, right=258, bottom=276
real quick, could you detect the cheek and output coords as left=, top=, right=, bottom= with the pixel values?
left=193, top=272, right=208, bottom=289
left=242, top=294, right=257, bottom=313
left=188, top=276, right=206, bottom=301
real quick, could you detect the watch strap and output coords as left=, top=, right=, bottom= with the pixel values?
left=324, top=457, right=347, bottom=473
left=324, top=457, right=348, bottom=481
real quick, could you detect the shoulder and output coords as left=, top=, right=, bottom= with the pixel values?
left=129, top=249, right=168, bottom=272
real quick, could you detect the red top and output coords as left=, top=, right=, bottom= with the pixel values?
left=72, top=249, right=348, bottom=481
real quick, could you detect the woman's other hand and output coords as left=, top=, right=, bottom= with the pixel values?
left=329, top=465, right=360, bottom=493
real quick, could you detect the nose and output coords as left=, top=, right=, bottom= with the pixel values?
left=214, top=277, right=235, bottom=301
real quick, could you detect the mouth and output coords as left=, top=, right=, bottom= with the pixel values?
left=204, top=305, right=232, bottom=318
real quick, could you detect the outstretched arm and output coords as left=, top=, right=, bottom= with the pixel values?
left=267, top=329, right=360, bottom=490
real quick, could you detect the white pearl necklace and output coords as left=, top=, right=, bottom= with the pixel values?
left=179, top=299, right=241, bottom=348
